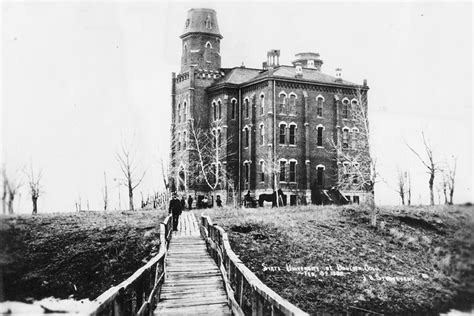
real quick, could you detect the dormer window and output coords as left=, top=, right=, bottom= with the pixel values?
left=185, top=19, right=190, bottom=27
left=205, top=15, right=212, bottom=29
left=307, top=60, right=315, bottom=68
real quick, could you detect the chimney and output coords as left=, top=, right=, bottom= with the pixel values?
left=262, top=61, right=268, bottom=70
left=267, top=49, right=280, bottom=69
left=295, top=62, right=303, bottom=78
left=335, top=68, right=342, bottom=82
left=363, top=79, right=368, bottom=87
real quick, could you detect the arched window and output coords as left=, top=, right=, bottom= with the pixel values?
left=183, top=102, right=187, bottom=121
left=289, top=93, right=297, bottom=114
left=231, top=99, right=237, bottom=119
left=342, top=128, right=349, bottom=149
left=183, top=131, right=187, bottom=149
left=279, top=92, right=287, bottom=113
left=317, top=126, right=324, bottom=147
left=342, top=100, right=349, bottom=119
left=205, top=15, right=212, bottom=29
left=316, top=165, right=325, bottom=186
left=244, top=98, right=249, bottom=118
left=279, top=160, right=287, bottom=182
left=259, top=123, right=264, bottom=146
left=260, top=94, right=265, bottom=115
left=205, top=41, right=212, bottom=49
left=279, top=123, right=286, bottom=144
left=212, top=101, right=217, bottom=121
left=259, top=160, right=265, bottom=182
left=289, top=160, right=297, bottom=182
left=177, top=103, right=181, bottom=123
left=243, top=161, right=250, bottom=184
left=243, top=127, right=250, bottom=148
left=317, top=97, right=324, bottom=117
left=289, top=124, right=296, bottom=145
left=218, top=100, right=222, bottom=119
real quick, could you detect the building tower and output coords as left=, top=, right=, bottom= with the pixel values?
left=170, top=8, right=223, bottom=194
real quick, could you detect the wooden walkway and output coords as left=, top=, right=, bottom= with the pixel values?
left=154, top=211, right=231, bottom=316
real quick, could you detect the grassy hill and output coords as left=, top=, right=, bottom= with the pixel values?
left=200, top=204, right=474, bottom=315
left=0, top=210, right=166, bottom=301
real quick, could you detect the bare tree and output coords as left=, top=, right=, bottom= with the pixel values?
left=102, top=171, right=108, bottom=211
left=7, top=177, right=21, bottom=214
left=330, top=87, right=377, bottom=226
left=440, top=173, right=449, bottom=204
left=440, top=156, right=457, bottom=205
left=407, top=171, right=412, bottom=206
left=2, top=166, right=7, bottom=215
left=25, top=164, right=42, bottom=215
left=188, top=120, right=235, bottom=204
left=406, top=131, right=438, bottom=206
left=116, top=141, right=146, bottom=211
left=396, top=168, right=407, bottom=205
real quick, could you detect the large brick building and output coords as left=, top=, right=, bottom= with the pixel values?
left=170, top=8, right=371, bottom=206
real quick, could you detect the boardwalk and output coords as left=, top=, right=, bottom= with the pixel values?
left=154, top=211, right=231, bottom=316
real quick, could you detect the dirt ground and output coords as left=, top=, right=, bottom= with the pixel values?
left=0, top=210, right=165, bottom=301
left=203, top=205, right=474, bottom=315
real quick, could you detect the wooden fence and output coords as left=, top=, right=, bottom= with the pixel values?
left=200, top=214, right=309, bottom=316
left=88, top=214, right=173, bottom=316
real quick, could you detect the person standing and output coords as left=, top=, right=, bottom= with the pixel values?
left=181, top=196, right=186, bottom=210
left=169, top=193, right=183, bottom=231
left=187, top=195, right=193, bottom=210
left=216, top=195, right=222, bottom=207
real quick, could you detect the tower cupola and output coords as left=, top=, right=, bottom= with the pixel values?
left=292, top=52, right=323, bottom=72
left=180, top=8, right=222, bottom=73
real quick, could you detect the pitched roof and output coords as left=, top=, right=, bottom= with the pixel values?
left=213, top=67, right=261, bottom=85
left=181, top=8, right=222, bottom=39
left=248, top=65, right=359, bottom=87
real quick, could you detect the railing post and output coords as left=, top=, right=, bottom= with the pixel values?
left=251, top=288, right=257, bottom=316
left=114, top=289, right=125, bottom=316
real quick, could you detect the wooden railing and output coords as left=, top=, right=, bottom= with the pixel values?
left=200, top=214, right=309, bottom=316
left=88, top=215, right=173, bottom=316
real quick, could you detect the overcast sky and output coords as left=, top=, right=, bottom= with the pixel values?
left=1, top=1, right=472, bottom=213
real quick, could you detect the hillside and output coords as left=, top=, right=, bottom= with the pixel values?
left=0, top=210, right=165, bottom=301
left=202, top=205, right=474, bottom=315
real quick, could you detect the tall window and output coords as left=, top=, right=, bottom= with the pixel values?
left=244, top=163, right=250, bottom=183
left=279, top=124, right=286, bottom=144
left=279, top=161, right=286, bottom=182
left=183, top=131, right=187, bottom=149
left=243, top=127, right=249, bottom=148
left=205, top=15, right=212, bottom=29
left=231, top=99, right=236, bottom=119
left=352, top=129, right=358, bottom=149
left=289, top=124, right=296, bottom=145
left=183, top=102, right=187, bottom=121
left=177, top=132, right=181, bottom=151
left=317, top=126, right=323, bottom=147
left=217, top=130, right=222, bottom=148
left=260, top=94, right=265, bottom=115
left=279, top=94, right=286, bottom=113
left=218, top=101, right=222, bottom=119
left=177, top=103, right=181, bottom=123
left=317, top=97, right=323, bottom=117
left=289, top=94, right=296, bottom=114
left=213, top=102, right=217, bottom=121
left=260, top=161, right=265, bottom=182
left=317, top=166, right=324, bottom=185
left=244, top=99, right=249, bottom=118
left=289, top=161, right=296, bottom=182
left=342, top=100, right=349, bottom=119
left=342, top=129, right=349, bottom=149
left=259, top=124, right=264, bottom=145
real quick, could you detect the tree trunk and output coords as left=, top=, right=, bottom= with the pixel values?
left=128, top=180, right=134, bottom=211
left=443, top=187, right=448, bottom=205
left=32, top=196, right=38, bottom=215
left=369, top=190, right=376, bottom=227
left=8, top=196, right=14, bottom=214
left=429, top=172, right=435, bottom=206
left=400, top=192, right=405, bottom=205
left=449, top=188, right=454, bottom=205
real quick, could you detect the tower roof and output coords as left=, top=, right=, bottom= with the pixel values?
left=181, top=8, right=222, bottom=39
